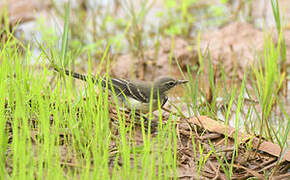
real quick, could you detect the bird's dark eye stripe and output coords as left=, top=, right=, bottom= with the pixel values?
left=164, top=81, right=176, bottom=86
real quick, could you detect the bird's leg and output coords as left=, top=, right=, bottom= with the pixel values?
left=129, top=110, right=157, bottom=133
left=139, top=111, right=158, bottom=133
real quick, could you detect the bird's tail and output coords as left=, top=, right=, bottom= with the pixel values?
left=53, top=67, right=124, bottom=93
left=54, top=67, right=96, bottom=83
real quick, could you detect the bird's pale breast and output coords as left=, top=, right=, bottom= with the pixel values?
left=125, top=97, right=160, bottom=113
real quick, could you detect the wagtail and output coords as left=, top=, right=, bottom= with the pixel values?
left=55, top=68, right=188, bottom=113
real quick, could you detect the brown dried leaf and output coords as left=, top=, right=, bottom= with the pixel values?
left=187, top=116, right=290, bottom=162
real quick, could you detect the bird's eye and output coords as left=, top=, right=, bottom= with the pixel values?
left=168, top=81, right=175, bottom=86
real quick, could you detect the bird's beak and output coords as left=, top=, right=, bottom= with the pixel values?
left=177, top=80, right=189, bottom=84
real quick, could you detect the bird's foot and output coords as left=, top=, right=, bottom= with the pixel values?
left=129, top=112, right=158, bottom=133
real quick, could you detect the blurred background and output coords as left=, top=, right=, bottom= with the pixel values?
left=1, top=0, right=289, bottom=78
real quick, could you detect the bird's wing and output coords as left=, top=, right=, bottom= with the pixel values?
left=106, top=78, right=149, bottom=103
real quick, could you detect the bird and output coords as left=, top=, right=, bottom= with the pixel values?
left=55, top=68, right=188, bottom=113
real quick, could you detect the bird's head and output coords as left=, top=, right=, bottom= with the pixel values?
left=154, top=76, right=188, bottom=94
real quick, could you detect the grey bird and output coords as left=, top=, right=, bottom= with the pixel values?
left=55, top=68, right=188, bottom=113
